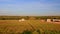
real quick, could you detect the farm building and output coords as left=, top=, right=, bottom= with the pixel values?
left=19, top=18, right=25, bottom=22
left=47, top=19, right=52, bottom=22
left=53, top=19, right=60, bottom=22
left=47, top=18, right=60, bottom=22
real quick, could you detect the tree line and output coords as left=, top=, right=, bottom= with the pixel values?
left=0, top=16, right=60, bottom=20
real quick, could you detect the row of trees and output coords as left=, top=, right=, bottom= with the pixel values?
left=0, top=16, right=60, bottom=20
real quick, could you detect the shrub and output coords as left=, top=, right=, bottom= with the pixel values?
left=22, top=30, right=32, bottom=34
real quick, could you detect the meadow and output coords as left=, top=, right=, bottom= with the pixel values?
left=0, top=20, right=60, bottom=34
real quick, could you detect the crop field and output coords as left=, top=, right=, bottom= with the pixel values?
left=0, top=20, right=60, bottom=34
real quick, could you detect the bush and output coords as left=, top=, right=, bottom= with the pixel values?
left=22, top=30, right=32, bottom=34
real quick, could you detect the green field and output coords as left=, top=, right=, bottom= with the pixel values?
left=0, top=20, right=60, bottom=34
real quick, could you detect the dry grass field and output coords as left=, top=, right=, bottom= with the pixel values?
left=0, top=20, right=60, bottom=34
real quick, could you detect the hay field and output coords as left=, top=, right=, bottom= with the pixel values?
left=0, top=20, right=60, bottom=34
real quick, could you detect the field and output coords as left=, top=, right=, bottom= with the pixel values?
left=0, top=20, right=60, bottom=34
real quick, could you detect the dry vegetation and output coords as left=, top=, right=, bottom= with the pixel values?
left=0, top=20, right=60, bottom=34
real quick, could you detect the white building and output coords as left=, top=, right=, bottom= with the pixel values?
left=19, top=18, right=25, bottom=22
left=47, top=19, right=51, bottom=22
left=53, top=19, right=60, bottom=22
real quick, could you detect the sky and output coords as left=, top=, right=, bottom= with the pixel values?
left=0, top=0, right=60, bottom=16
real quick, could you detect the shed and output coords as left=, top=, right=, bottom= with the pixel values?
left=19, top=18, right=25, bottom=22
left=47, top=19, right=51, bottom=22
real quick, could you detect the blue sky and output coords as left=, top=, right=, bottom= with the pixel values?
left=0, top=0, right=60, bottom=16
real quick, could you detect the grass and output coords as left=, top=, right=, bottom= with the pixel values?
left=0, top=20, right=60, bottom=34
